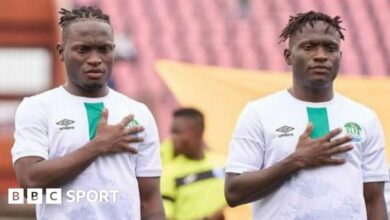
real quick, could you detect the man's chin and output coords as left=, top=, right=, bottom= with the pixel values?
left=83, top=82, right=105, bottom=90
left=308, top=79, right=333, bottom=89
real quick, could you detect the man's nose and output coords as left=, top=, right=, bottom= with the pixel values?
left=87, top=51, right=103, bottom=66
left=313, top=47, right=328, bottom=62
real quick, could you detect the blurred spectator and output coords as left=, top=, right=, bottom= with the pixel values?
left=161, top=108, right=226, bottom=220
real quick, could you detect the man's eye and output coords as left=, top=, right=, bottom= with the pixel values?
left=303, top=44, right=313, bottom=50
left=99, top=46, right=112, bottom=53
left=77, top=47, right=89, bottom=53
left=327, top=45, right=337, bottom=52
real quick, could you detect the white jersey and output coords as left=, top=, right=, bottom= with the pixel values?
left=226, top=90, right=389, bottom=220
left=12, top=86, right=161, bottom=220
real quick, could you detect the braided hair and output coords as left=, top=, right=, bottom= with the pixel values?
left=58, top=6, right=110, bottom=37
left=279, top=11, right=345, bottom=43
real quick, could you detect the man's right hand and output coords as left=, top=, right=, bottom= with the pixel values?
left=292, top=123, right=353, bottom=168
left=14, top=109, right=144, bottom=189
left=93, top=108, right=144, bottom=155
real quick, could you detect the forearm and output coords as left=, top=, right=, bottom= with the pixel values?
left=366, top=198, right=388, bottom=220
left=141, top=211, right=165, bottom=220
left=364, top=182, right=388, bottom=220
left=225, top=154, right=303, bottom=206
left=140, top=194, right=165, bottom=220
left=139, top=177, right=166, bottom=220
left=17, top=141, right=101, bottom=189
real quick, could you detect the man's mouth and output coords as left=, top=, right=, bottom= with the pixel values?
left=309, top=66, right=330, bottom=74
left=310, top=65, right=330, bottom=70
left=85, top=69, right=104, bottom=79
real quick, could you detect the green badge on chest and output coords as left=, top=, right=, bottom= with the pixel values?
left=84, top=102, right=105, bottom=140
left=306, top=107, right=330, bottom=139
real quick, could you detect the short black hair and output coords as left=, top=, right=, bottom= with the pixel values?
left=58, top=6, right=110, bottom=37
left=173, top=108, right=205, bottom=130
left=279, top=11, right=345, bottom=43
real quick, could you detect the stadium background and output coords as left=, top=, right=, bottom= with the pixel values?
left=0, top=0, right=389, bottom=219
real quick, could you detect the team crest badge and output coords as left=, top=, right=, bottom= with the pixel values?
left=127, top=119, right=140, bottom=127
left=343, top=122, right=362, bottom=142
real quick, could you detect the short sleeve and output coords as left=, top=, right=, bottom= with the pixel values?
left=12, top=97, right=49, bottom=164
left=135, top=105, right=162, bottom=177
left=225, top=103, right=265, bottom=174
left=362, top=113, right=389, bottom=183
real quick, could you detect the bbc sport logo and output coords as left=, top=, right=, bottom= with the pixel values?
left=8, top=188, right=119, bottom=204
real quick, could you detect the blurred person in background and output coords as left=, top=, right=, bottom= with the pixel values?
left=11, top=6, right=164, bottom=220
left=225, top=11, right=388, bottom=220
left=161, top=108, right=226, bottom=220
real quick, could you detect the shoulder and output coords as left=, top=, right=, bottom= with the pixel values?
left=334, top=93, right=381, bottom=131
left=109, top=89, right=146, bottom=107
left=14, top=88, right=64, bottom=127
left=238, top=90, right=287, bottom=120
left=24, top=87, right=62, bottom=102
left=109, top=89, right=153, bottom=117
left=247, top=90, right=289, bottom=111
left=17, top=87, right=62, bottom=113
left=335, top=93, right=377, bottom=117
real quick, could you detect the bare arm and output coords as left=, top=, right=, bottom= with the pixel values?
left=364, top=182, right=388, bottom=220
left=14, top=109, right=143, bottom=189
left=225, top=124, right=353, bottom=207
left=15, top=144, right=100, bottom=189
left=225, top=154, right=302, bottom=207
left=138, top=177, right=165, bottom=220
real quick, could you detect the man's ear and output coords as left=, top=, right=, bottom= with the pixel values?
left=284, top=49, right=292, bottom=65
left=56, top=43, right=64, bottom=62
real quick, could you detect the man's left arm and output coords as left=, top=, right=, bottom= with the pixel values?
left=362, top=113, right=389, bottom=220
left=138, top=177, right=165, bottom=220
left=136, top=105, right=164, bottom=219
left=364, top=182, right=388, bottom=220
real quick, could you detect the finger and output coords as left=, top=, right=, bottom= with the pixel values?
left=322, top=127, right=343, bottom=142
left=328, top=135, right=353, bottom=148
left=301, top=123, right=313, bottom=138
left=99, top=108, right=108, bottom=124
left=119, top=114, right=134, bottom=128
left=323, top=157, right=346, bottom=165
left=125, top=126, right=144, bottom=135
left=328, top=144, right=353, bottom=155
left=124, top=144, right=138, bottom=154
left=123, top=136, right=144, bottom=143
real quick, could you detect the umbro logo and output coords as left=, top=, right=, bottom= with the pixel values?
left=56, top=119, right=75, bottom=130
left=276, top=126, right=294, bottom=137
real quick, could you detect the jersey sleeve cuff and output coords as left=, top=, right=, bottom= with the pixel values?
left=225, top=165, right=258, bottom=174
left=136, top=169, right=162, bottom=177
left=12, top=150, right=48, bottom=165
left=363, top=173, right=390, bottom=183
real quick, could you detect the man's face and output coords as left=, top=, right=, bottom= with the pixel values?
left=57, top=20, right=115, bottom=92
left=170, top=117, right=203, bottom=157
left=284, top=21, right=342, bottom=90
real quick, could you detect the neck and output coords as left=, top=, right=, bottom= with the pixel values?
left=289, top=85, right=334, bottom=102
left=63, top=82, right=108, bottom=98
left=186, top=152, right=205, bottom=160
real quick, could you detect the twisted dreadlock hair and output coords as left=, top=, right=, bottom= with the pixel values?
left=58, top=6, right=110, bottom=37
left=279, top=11, right=345, bottom=44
